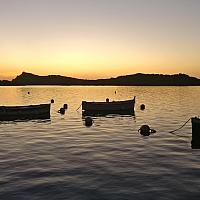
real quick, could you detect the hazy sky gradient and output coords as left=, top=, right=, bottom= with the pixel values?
left=0, top=0, right=200, bottom=79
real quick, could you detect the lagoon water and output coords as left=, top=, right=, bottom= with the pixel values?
left=0, top=86, right=200, bottom=200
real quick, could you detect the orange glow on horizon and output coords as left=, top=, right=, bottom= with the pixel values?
left=1, top=40, right=200, bottom=80
left=1, top=1, right=200, bottom=80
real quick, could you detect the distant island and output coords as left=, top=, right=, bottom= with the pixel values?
left=1, top=72, right=200, bottom=86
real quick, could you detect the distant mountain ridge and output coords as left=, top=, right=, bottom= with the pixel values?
left=0, top=72, right=200, bottom=86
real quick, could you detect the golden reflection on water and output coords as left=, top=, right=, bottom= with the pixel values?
left=0, top=86, right=199, bottom=133
left=0, top=86, right=200, bottom=199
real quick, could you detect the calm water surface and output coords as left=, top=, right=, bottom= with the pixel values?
left=0, top=86, right=200, bottom=200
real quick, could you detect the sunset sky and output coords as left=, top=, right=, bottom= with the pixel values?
left=0, top=0, right=200, bottom=80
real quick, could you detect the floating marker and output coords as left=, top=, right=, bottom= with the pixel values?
left=138, top=125, right=156, bottom=136
left=191, top=117, right=200, bottom=149
left=63, top=104, right=68, bottom=110
left=85, top=116, right=93, bottom=127
left=59, top=107, right=65, bottom=115
left=140, top=104, right=145, bottom=110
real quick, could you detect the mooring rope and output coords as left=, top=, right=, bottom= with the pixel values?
left=76, top=103, right=82, bottom=111
left=169, top=118, right=191, bottom=133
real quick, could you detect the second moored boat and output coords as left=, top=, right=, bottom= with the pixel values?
left=82, top=97, right=136, bottom=115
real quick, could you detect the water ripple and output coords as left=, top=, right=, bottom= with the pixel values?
left=0, top=86, right=200, bottom=199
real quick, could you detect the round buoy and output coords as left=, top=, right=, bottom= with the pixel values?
left=106, top=98, right=109, bottom=102
left=85, top=117, right=93, bottom=127
left=140, top=104, right=145, bottom=110
left=138, top=125, right=151, bottom=136
left=28, top=92, right=30, bottom=94
left=59, top=107, right=65, bottom=115
left=138, top=125, right=156, bottom=136
left=63, top=104, right=68, bottom=110
left=51, top=99, right=54, bottom=103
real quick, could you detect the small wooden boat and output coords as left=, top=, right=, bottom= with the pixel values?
left=191, top=117, right=200, bottom=149
left=0, top=103, right=51, bottom=121
left=82, top=97, right=135, bottom=115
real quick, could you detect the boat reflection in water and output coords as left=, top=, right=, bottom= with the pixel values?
left=82, top=97, right=135, bottom=116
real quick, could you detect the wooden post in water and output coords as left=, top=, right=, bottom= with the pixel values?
left=191, top=117, right=200, bottom=149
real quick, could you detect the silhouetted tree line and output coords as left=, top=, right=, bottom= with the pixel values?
left=1, top=72, right=200, bottom=86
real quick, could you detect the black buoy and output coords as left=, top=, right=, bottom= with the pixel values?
left=85, top=117, right=93, bottom=127
left=59, top=107, right=65, bottom=115
left=139, top=125, right=150, bottom=136
left=138, top=125, right=156, bottom=136
left=63, top=104, right=68, bottom=110
left=115, top=91, right=116, bottom=94
left=140, top=104, right=145, bottom=110
left=28, top=92, right=30, bottom=94
left=106, top=98, right=109, bottom=102
left=51, top=99, right=54, bottom=103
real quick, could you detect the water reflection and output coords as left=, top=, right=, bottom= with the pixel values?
left=0, top=118, right=51, bottom=125
left=0, top=86, right=200, bottom=200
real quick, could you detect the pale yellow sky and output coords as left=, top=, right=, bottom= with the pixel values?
left=0, top=0, right=200, bottom=80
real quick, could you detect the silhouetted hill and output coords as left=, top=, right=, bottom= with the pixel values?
left=1, top=72, right=200, bottom=86
left=12, top=72, right=85, bottom=85
left=104, top=73, right=200, bottom=86
left=0, top=80, right=12, bottom=86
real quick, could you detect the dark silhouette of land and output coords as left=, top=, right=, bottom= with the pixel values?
left=1, top=72, right=200, bottom=86
left=0, top=80, right=11, bottom=86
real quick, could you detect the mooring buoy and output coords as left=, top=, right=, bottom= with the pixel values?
left=138, top=125, right=156, bottom=136
left=191, top=117, right=200, bottom=149
left=63, top=104, right=68, bottom=110
left=85, top=116, right=93, bottom=127
left=51, top=99, right=54, bottom=103
left=140, top=104, right=145, bottom=110
left=58, top=107, right=65, bottom=115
